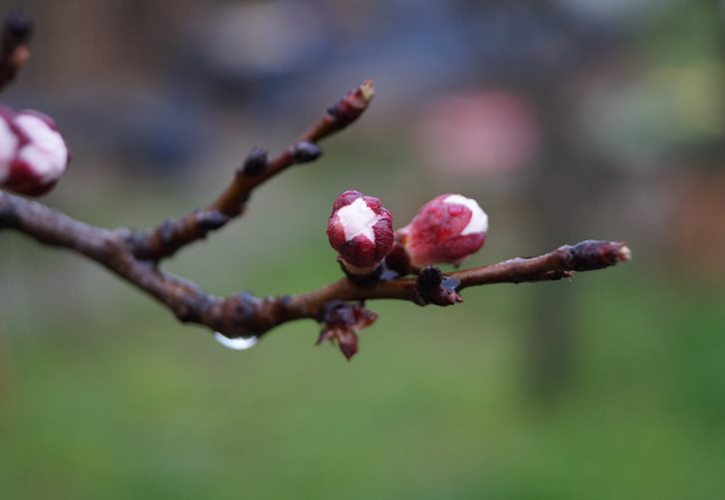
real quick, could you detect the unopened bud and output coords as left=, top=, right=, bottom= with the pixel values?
left=0, top=108, right=70, bottom=196
left=400, top=194, right=488, bottom=268
left=326, top=189, right=394, bottom=275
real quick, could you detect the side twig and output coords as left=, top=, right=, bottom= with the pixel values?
left=132, top=81, right=375, bottom=261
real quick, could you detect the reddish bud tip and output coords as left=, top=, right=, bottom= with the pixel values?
left=402, top=194, right=488, bottom=268
left=327, top=190, right=394, bottom=274
left=0, top=107, right=70, bottom=196
left=326, top=80, right=375, bottom=130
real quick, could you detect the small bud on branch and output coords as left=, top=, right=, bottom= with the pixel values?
left=292, top=141, right=323, bottom=163
left=326, top=80, right=375, bottom=131
left=239, top=147, right=268, bottom=177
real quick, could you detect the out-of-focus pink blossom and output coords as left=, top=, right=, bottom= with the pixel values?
left=415, top=90, right=539, bottom=176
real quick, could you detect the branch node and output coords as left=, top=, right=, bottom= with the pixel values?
left=292, top=141, right=323, bottom=163
left=415, top=266, right=463, bottom=306
left=196, top=210, right=229, bottom=231
left=238, top=146, right=268, bottom=177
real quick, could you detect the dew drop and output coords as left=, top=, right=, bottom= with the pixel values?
left=213, top=332, right=258, bottom=351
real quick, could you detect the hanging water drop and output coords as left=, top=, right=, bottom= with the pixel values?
left=213, top=332, right=258, bottom=351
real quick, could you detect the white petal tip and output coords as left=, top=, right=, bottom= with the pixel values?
left=443, top=194, right=488, bottom=236
left=336, top=197, right=379, bottom=242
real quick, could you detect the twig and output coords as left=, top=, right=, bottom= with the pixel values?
left=0, top=191, right=630, bottom=339
left=132, top=81, right=375, bottom=261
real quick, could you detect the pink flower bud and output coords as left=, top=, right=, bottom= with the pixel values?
left=0, top=108, right=70, bottom=196
left=326, top=189, right=394, bottom=274
left=401, top=194, right=488, bottom=268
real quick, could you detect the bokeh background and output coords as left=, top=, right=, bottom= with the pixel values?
left=1, top=0, right=724, bottom=498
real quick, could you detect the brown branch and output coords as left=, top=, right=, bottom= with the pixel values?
left=0, top=12, right=32, bottom=92
left=0, top=190, right=630, bottom=340
left=132, top=81, right=375, bottom=261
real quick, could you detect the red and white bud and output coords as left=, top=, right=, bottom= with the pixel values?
left=326, top=189, right=394, bottom=275
left=0, top=108, right=70, bottom=196
left=400, top=194, right=488, bottom=268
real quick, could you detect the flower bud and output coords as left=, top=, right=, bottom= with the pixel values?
left=317, top=301, right=377, bottom=361
left=326, top=189, right=394, bottom=275
left=400, top=194, right=488, bottom=268
left=0, top=108, right=70, bottom=196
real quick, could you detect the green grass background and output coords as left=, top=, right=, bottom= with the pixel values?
left=1, top=139, right=724, bottom=500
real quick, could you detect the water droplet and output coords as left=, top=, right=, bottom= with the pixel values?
left=213, top=332, right=258, bottom=351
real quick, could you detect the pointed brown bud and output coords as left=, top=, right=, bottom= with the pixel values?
left=565, top=240, right=631, bottom=271
left=240, top=147, right=268, bottom=176
left=327, top=80, right=375, bottom=131
left=292, top=141, right=323, bottom=163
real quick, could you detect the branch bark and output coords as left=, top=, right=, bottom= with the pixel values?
left=0, top=190, right=630, bottom=339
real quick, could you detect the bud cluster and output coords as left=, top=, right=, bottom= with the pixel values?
left=0, top=107, right=70, bottom=196
left=327, top=190, right=488, bottom=275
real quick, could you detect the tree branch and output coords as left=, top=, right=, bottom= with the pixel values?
left=131, top=81, right=375, bottom=261
left=0, top=190, right=630, bottom=339
left=0, top=11, right=632, bottom=360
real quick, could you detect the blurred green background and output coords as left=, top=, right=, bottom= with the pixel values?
left=1, top=0, right=724, bottom=498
